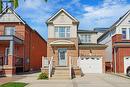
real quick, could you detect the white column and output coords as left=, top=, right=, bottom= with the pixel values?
left=9, top=40, right=14, bottom=55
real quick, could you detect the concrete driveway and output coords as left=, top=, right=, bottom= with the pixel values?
left=74, top=74, right=130, bottom=87
left=15, top=73, right=130, bottom=87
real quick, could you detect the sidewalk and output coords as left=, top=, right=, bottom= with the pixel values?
left=110, top=73, right=130, bottom=79
left=0, top=76, right=25, bottom=85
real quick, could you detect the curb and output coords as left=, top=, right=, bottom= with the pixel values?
left=110, top=73, right=130, bottom=79
left=25, top=84, right=31, bottom=87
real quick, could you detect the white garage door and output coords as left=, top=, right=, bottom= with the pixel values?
left=79, top=57, right=102, bottom=73
left=124, top=57, right=130, bottom=74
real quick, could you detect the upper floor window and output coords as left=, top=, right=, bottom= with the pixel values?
left=122, top=28, right=127, bottom=39
left=4, top=27, right=15, bottom=35
left=80, top=34, right=91, bottom=43
left=54, top=26, right=70, bottom=38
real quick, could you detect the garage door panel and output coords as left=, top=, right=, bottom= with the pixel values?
left=124, top=57, right=130, bottom=74
left=80, top=57, right=102, bottom=73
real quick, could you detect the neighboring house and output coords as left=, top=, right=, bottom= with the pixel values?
left=46, top=8, right=107, bottom=75
left=0, top=8, right=47, bottom=76
left=98, top=10, right=130, bottom=74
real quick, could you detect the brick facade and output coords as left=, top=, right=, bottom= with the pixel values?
left=0, top=23, right=47, bottom=76
left=47, top=38, right=78, bottom=66
left=112, top=34, right=130, bottom=73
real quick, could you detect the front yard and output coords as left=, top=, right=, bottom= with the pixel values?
left=0, top=82, right=28, bottom=87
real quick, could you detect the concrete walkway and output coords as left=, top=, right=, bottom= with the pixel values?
left=15, top=73, right=130, bottom=87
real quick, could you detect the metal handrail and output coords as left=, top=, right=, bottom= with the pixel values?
left=48, top=56, right=53, bottom=78
left=69, top=56, right=72, bottom=79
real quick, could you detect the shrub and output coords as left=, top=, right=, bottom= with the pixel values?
left=38, top=72, right=48, bottom=80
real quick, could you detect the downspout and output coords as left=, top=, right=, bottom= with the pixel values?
left=114, top=47, right=116, bottom=73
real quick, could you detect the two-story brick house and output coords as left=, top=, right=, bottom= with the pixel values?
left=46, top=9, right=107, bottom=76
left=46, top=9, right=79, bottom=67
left=0, top=8, right=47, bottom=76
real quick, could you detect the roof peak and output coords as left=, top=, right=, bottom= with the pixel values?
left=46, top=8, right=79, bottom=24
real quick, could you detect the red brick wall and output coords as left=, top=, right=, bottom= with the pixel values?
left=0, top=22, right=47, bottom=75
left=112, top=34, right=130, bottom=73
left=30, top=30, right=47, bottom=71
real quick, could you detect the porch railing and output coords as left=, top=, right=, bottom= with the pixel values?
left=0, top=57, right=3, bottom=70
left=42, top=56, right=53, bottom=79
left=71, top=57, right=80, bottom=68
left=42, top=56, right=49, bottom=68
left=69, top=56, right=72, bottom=79
left=48, top=57, right=53, bottom=78
left=69, top=56, right=81, bottom=78
left=0, top=30, right=24, bottom=40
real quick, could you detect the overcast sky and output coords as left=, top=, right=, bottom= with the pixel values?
left=16, top=0, right=130, bottom=40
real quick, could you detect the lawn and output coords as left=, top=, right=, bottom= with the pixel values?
left=0, top=82, right=28, bottom=87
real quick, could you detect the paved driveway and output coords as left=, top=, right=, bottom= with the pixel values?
left=74, top=74, right=130, bottom=87
left=15, top=73, right=130, bottom=87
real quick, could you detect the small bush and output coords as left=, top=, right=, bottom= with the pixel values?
left=38, top=72, right=48, bottom=80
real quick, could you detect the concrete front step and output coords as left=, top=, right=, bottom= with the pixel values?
left=50, top=76, right=71, bottom=80
left=51, top=67, right=70, bottom=80
left=54, top=71, right=69, bottom=74
left=55, top=67, right=69, bottom=70
left=52, top=74, right=69, bottom=77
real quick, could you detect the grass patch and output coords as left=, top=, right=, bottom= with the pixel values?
left=0, top=82, right=28, bottom=87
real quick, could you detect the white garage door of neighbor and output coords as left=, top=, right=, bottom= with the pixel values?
left=80, top=57, right=102, bottom=73
left=124, top=57, right=130, bottom=74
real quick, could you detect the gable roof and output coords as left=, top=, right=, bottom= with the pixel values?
left=98, top=10, right=130, bottom=41
left=46, top=8, right=79, bottom=24
left=94, top=28, right=109, bottom=33
left=0, top=7, right=26, bottom=24
left=78, top=30, right=97, bottom=33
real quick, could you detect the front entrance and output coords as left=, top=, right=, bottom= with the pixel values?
left=58, top=48, right=67, bottom=66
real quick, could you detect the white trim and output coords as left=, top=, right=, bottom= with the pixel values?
left=47, top=8, right=79, bottom=23
left=116, top=10, right=130, bottom=27
left=58, top=48, right=67, bottom=66
left=0, top=8, right=26, bottom=24
left=50, top=40, right=75, bottom=45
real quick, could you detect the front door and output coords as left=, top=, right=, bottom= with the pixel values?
left=58, top=48, right=67, bottom=66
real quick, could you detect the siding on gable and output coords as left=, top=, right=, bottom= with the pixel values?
left=0, top=10, right=21, bottom=22
left=98, top=29, right=116, bottom=62
left=48, top=12, right=77, bottom=38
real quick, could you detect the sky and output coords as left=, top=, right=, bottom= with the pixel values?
left=15, top=0, right=130, bottom=40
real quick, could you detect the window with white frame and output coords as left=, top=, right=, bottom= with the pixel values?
left=121, top=28, right=130, bottom=40
left=4, top=27, right=15, bottom=35
left=54, top=26, right=70, bottom=38
left=122, top=28, right=127, bottom=39
left=129, top=28, right=130, bottom=39
left=80, top=34, right=91, bottom=43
